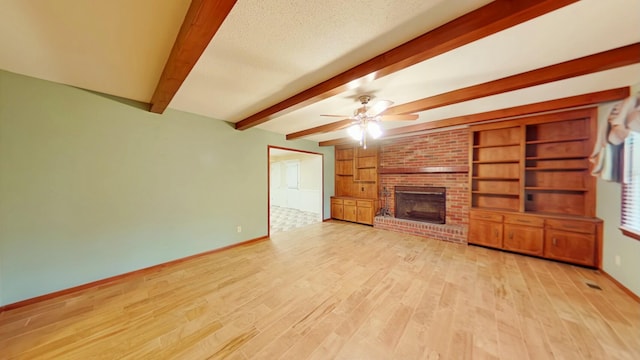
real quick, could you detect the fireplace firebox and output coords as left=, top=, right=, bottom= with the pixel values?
left=395, top=186, right=446, bottom=224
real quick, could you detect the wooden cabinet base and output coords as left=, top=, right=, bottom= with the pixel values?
left=469, top=209, right=602, bottom=268
left=331, top=196, right=376, bottom=225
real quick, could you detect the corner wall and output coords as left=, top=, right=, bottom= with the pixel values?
left=0, top=70, right=335, bottom=306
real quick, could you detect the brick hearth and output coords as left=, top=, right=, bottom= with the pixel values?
left=374, top=128, right=469, bottom=243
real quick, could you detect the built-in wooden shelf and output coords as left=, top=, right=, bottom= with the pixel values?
left=378, top=166, right=468, bottom=174
left=472, top=191, right=519, bottom=196
left=525, top=187, right=588, bottom=192
left=473, top=142, right=520, bottom=148
left=472, top=177, right=519, bottom=180
left=525, top=166, right=589, bottom=171
left=472, top=160, right=519, bottom=164
left=526, top=136, right=589, bottom=145
left=526, top=155, right=586, bottom=160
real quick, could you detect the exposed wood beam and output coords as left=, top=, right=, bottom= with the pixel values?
left=149, top=0, right=238, bottom=114
left=287, top=114, right=419, bottom=140
left=234, top=0, right=577, bottom=130
left=384, top=87, right=630, bottom=136
left=318, top=87, right=630, bottom=146
left=319, top=138, right=354, bottom=147
left=287, top=119, right=353, bottom=140
left=386, top=43, right=640, bottom=115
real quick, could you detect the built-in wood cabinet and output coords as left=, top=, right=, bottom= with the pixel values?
left=468, top=212, right=503, bottom=248
left=331, top=197, right=376, bottom=225
left=356, top=200, right=375, bottom=224
left=332, top=144, right=379, bottom=225
left=331, top=198, right=344, bottom=220
left=503, top=214, right=544, bottom=256
left=468, top=108, right=602, bottom=268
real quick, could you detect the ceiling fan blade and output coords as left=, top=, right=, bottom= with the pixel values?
left=368, top=100, right=394, bottom=116
left=321, top=114, right=351, bottom=118
left=380, top=114, right=419, bottom=121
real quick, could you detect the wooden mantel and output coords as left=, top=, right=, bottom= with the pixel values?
left=378, top=166, right=468, bottom=174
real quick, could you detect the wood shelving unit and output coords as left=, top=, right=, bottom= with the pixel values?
left=331, top=144, right=379, bottom=225
left=467, top=108, right=602, bottom=268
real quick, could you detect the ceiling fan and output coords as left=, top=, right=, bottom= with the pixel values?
left=321, top=95, right=418, bottom=148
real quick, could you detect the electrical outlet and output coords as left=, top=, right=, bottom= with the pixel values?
left=237, top=225, right=242, bottom=233
left=615, top=255, right=621, bottom=266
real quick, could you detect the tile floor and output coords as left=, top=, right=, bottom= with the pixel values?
left=270, top=206, right=322, bottom=234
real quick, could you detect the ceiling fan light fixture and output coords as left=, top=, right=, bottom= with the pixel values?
left=367, top=120, right=382, bottom=139
left=347, top=123, right=363, bottom=141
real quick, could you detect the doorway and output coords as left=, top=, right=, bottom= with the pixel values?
left=268, top=146, right=323, bottom=235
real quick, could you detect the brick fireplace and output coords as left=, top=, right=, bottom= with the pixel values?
left=374, top=129, right=469, bottom=243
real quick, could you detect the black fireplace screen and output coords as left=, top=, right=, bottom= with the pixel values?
left=395, top=186, right=446, bottom=224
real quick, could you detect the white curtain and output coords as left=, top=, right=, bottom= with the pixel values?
left=590, top=90, right=640, bottom=182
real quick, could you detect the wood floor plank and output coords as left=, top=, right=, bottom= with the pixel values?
left=1, top=221, right=638, bottom=359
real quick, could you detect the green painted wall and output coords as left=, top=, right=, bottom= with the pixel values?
left=598, top=179, right=640, bottom=296
left=0, top=70, right=335, bottom=306
left=596, top=100, right=640, bottom=297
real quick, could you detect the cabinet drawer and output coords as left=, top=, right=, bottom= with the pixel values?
left=344, top=199, right=357, bottom=206
left=357, top=200, right=372, bottom=208
left=470, top=211, right=503, bottom=222
left=545, top=219, right=595, bottom=234
left=331, top=198, right=343, bottom=205
left=504, top=214, right=544, bottom=227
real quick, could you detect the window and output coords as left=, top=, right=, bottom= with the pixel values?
left=621, top=130, right=640, bottom=240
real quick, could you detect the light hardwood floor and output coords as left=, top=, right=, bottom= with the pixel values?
left=1, top=221, right=639, bottom=359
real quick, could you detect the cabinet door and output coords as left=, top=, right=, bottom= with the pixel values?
left=357, top=205, right=374, bottom=225
left=331, top=202, right=344, bottom=220
left=343, top=204, right=357, bottom=222
left=503, top=224, right=544, bottom=256
left=469, top=220, right=503, bottom=248
left=544, top=229, right=595, bottom=266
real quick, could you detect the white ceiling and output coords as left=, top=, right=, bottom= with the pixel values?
left=1, top=0, right=639, bottom=145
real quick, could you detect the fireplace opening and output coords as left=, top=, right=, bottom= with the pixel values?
left=395, top=186, right=446, bottom=224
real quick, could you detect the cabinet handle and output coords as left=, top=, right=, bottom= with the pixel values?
left=552, top=238, right=557, bottom=246
left=509, top=232, right=513, bottom=240
left=494, top=229, right=499, bottom=238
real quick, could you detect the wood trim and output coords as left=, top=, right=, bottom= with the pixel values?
left=469, top=107, right=597, bottom=130
left=387, top=44, right=640, bottom=116
left=620, top=227, right=640, bottom=241
left=318, top=88, right=628, bottom=146
left=267, top=145, right=325, bottom=238
left=599, top=270, right=640, bottom=303
left=0, top=236, right=268, bottom=313
left=149, top=0, right=238, bottom=113
left=379, top=166, right=468, bottom=174
left=234, top=0, right=577, bottom=130
left=268, top=145, right=325, bottom=157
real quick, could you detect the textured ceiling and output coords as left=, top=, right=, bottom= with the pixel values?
left=1, top=0, right=639, bottom=146
left=170, top=0, right=491, bottom=121
left=0, top=0, right=190, bottom=102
